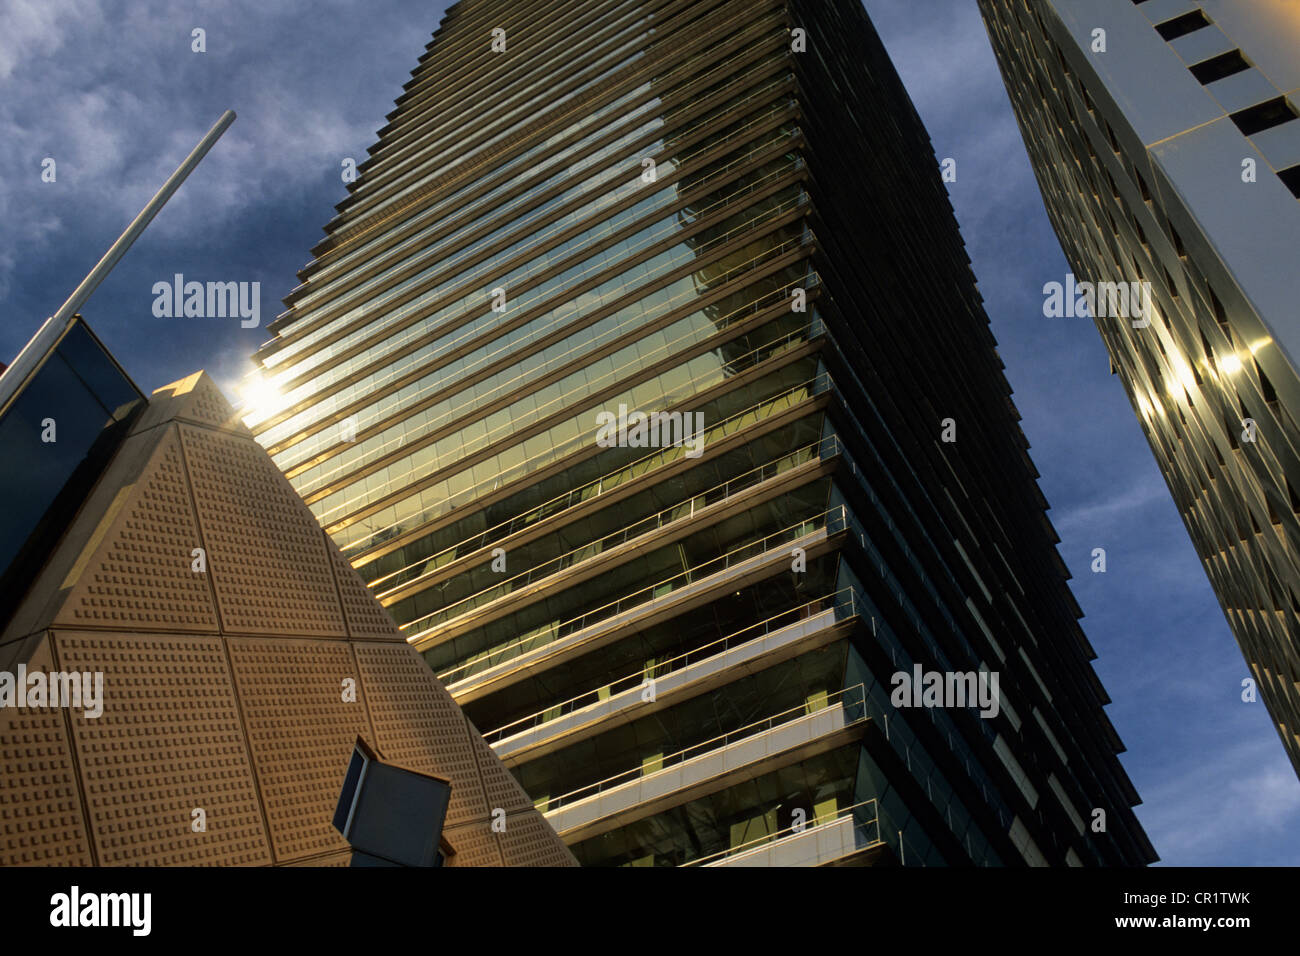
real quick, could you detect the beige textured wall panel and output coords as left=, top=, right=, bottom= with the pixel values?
left=53, top=631, right=271, bottom=866
left=181, top=425, right=346, bottom=636
left=499, top=810, right=578, bottom=868
left=2, top=370, right=575, bottom=867
left=326, top=534, right=406, bottom=640
left=467, top=717, right=536, bottom=816
left=133, top=371, right=252, bottom=436
left=227, top=637, right=369, bottom=861
left=3, top=429, right=162, bottom=644
left=53, top=426, right=218, bottom=634
left=0, top=635, right=93, bottom=866
left=352, top=642, right=489, bottom=827
left=441, top=821, right=504, bottom=867
left=286, top=849, right=353, bottom=867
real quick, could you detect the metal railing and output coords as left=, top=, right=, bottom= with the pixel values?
left=683, top=798, right=883, bottom=867
left=431, top=503, right=851, bottom=674
left=540, top=682, right=869, bottom=814
left=262, top=19, right=800, bottom=372
left=482, top=587, right=865, bottom=745
left=280, top=148, right=810, bottom=481
left=287, top=69, right=798, bottom=329
left=299, top=268, right=818, bottom=504
left=403, top=419, right=829, bottom=632
left=326, top=217, right=820, bottom=537
left=262, top=118, right=805, bottom=435
left=362, top=280, right=825, bottom=584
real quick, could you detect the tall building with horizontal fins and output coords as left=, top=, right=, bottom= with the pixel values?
left=247, top=0, right=1156, bottom=866
left=978, top=0, right=1300, bottom=779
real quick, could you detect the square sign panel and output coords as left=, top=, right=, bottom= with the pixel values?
left=334, top=737, right=451, bottom=867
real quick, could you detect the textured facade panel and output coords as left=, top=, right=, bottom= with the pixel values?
left=133, top=370, right=253, bottom=436
left=326, top=533, right=407, bottom=640
left=441, top=821, right=504, bottom=867
left=285, top=849, right=353, bottom=867
left=498, top=810, right=581, bottom=868
left=352, top=642, right=490, bottom=827
left=226, top=637, right=368, bottom=861
left=181, top=425, right=346, bottom=636
left=0, top=636, right=93, bottom=866
left=55, top=425, right=218, bottom=633
left=1, top=360, right=573, bottom=867
left=467, top=716, right=535, bottom=816
left=53, top=631, right=271, bottom=866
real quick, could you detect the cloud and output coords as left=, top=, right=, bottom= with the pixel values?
left=1139, top=737, right=1300, bottom=865
left=1051, top=472, right=1171, bottom=539
left=0, top=0, right=85, bottom=81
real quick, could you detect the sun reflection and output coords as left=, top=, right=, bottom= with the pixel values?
left=236, top=369, right=283, bottom=423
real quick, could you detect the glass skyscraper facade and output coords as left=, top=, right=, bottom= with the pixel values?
left=246, top=0, right=1156, bottom=866
left=979, top=0, right=1300, bottom=779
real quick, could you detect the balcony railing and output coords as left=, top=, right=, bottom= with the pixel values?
left=683, top=797, right=883, bottom=867
left=332, top=224, right=821, bottom=547
left=282, top=154, right=812, bottom=485
left=482, top=586, right=866, bottom=745
left=366, top=325, right=828, bottom=590
left=540, top=681, right=870, bottom=814
left=432, top=503, right=854, bottom=675
left=403, top=418, right=830, bottom=633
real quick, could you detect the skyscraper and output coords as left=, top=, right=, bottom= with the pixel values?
left=979, top=0, right=1300, bottom=778
left=247, top=0, right=1156, bottom=866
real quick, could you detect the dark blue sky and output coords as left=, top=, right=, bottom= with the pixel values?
left=2, top=0, right=1295, bottom=865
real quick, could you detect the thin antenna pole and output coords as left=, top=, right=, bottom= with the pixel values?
left=0, top=110, right=235, bottom=412
left=51, top=109, right=236, bottom=325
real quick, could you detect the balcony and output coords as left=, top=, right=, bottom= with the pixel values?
left=440, top=507, right=852, bottom=699
left=542, top=683, right=871, bottom=841
left=687, top=799, right=885, bottom=867
left=487, top=591, right=860, bottom=760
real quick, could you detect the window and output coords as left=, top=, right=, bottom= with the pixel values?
left=1277, top=165, right=1300, bottom=200
left=1189, top=49, right=1250, bottom=85
left=1155, top=10, right=1211, bottom=41
left=1230, top=97, right=1299, bottom=136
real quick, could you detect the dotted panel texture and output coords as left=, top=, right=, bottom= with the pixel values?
left=0, top=636, right=93, bottom=866
left=467, top=716, right=536, bottom=816
left=442, top=821, right=504, bottom=867
left=227, top=638, right=368, bottom=862
left=352, top=642, right=489, bottom=827
left=54, top=632, right=271, bottom=866
left=172, top=372, right=252, bottom=434
left=286, top=849, right=353, bottom=867
left=58, top=426, right=218, bottom=632
left=467, top=717, right=533, bottom=816
left=326, top=533, right=406, bottom=640
left=180, top=425, right=346, bottom=636
left=499, top=811, right=579, bottom=867
left=134, top=371, right=251, bottom=436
